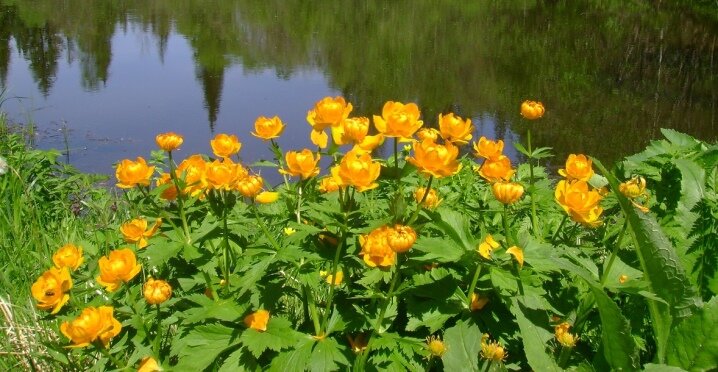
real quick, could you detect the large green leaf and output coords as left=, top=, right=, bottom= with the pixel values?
left=428, top=209, right=477, bottom=251
left=442, top=319, right=482, bottom=372
left=310, top=337, right=350, bottom=371
left=666, top=297, right=718, bottom=371
left=590, top=286, right=640, bottom=370
left=174, top=323, right=241, bottom=370
left=510, top=299, right=561, bottom=372
left=239, top=317, right=301, bottom=358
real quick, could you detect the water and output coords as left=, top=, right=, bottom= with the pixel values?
left=0, top=0, right=716, bottom=182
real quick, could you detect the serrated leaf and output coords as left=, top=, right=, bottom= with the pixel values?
left=590, top=286, right=640, bottom=370
left=310, top=337, right=350, bottom=371
left=413, top=236, right=464, bottom=263
left=183, top=299, right=249, bottom=324
left=442, top=319, right=481, bottom=372
left=660, top=128, right=700, bottom=148
left=675, top=159, right=705, bottom=211
left=427, top=209, right=476, bottom=251
left=268, top=338, right=314, bottom=372
left=219, top=347, right=261, bottom=372
left=138, top=240, right=183, bottom=267
left=666, top=297, right=718, bottom=371
left=174, top=323, right=241, bottom=370
left=510, top=299, right=561, bottom=372
left=240, top=317, right=301, bottom=358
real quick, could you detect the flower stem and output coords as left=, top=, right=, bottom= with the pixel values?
left=153, top=304, right=162, bottom=358
left=557, top=346, right=572, bottom=368
left=221, top=192, right=231, bottom=289
left=303, top=285, right=322, bottom=337
left=253, top=206, right=281, bottom=251
left=407, top=176, right=433, bottom=225
left=551, top=215, right=568, bottom=243
left=271, top=139, right=290, bottom=189
left=296, top=182, right=303, bottom=224
left=502, top=204, right=512, bottom=246
left=600, top=221, right=628, bottom=287
left=466, top=263, right=483, bottom=308
left=526, top=128, right=540, bottom=239
left=168, top=151, right=191, bottom=243
left=321, top=226, right=345, bottom=334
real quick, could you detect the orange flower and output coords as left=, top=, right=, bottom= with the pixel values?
left=31, top=267, right=72, bottom=314
left=492, top=182, right=524, bottom=204
left=555, top=180, right=603, bottom=227
left=359, top=226, right=396, bottom=268
left=318, top=176, right=340, bottom=193
left=137, top=357, right=162, bottom=372
left=307, top=96, right=353, bottom=148
left=619, top=176, right=647, bottom=199
left=439, top=113, right=474, bottom=145
left=333, top=117, right=369, bottom=145
left=120, top=218, right=162, bottom=249
left=353, top=134, right=385, bottom=154
left=473, top=137, right=504, bottom=160
left=520, top=100, right=545, bottom=120
left=236, top=174, right=264, bottom=198
left=558, top=154, right=594, bottom=182
left=52, top=243, right=83, bottom=271
left=255, top=191, right=279, bottom=204
left=60, top=306, right=121, bottom=348
left=244, top=309, right=270, bottom=332
left=478, top=155, right=515, bottom=182
left=387, top=225, right=417, bottom=253
left=373, top=101, right=423, bottom=140
left=144, top=278, right=172, bottom=305
left=478, top=235, right=500, bottom=259
left=414, top=187, right=441, bottom=209
left=155, top=132, right=184, bottom=152
left=506, top=246, right=524, bottom=268
left=416, top=128, right=440, bottom=142
left=176, top=154, right=208, bottom=197
left=115, top=157, right=154, bottom=189
left=96, top=248, right=142, bottom=292
left=470, top=293, right=489, bottom=311
left=280, top=149, right=321, bottom=179
left=407, top=138, right=462, bottom=178
left=252, top=116, right=285, bottom=140
left=331, top=149, right=381, bottom=192
left=155, top=172, right=178, bottom=200
left=210, top=134, right=242, bottom=158
left=555, top=322, right=578, bottom=348
left=204, top=159, right=240, bottom=190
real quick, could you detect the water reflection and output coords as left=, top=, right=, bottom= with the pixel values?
left=0, top=0, right=715, bottom=178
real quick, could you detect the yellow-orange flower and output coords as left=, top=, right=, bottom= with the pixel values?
left=244, top=309, right=270, bottom=332
left=520, top=100, right=545, bottom=120
left=307, top=97, right=353, bottom=148
left=492, top=182, right=524, bottom=205
left=333, top=117, right=369, bottom=145
left=31, top=267, right=72, bottom=314
left=407, top=139, right=462, bottom=178
left=470, top=293, right=489, bottom=311
left=210, top=134, right=242, bottom=158
left=506, top=246, right=524, bottom=268
left=359, top=226, right=396, bottom=268
left=252, top=116, right=285, bottom=140
left=155, top=132, right=184, bottom=152
left=558, top=154, right=594, bottom=182
left=473, top=137, right=504, bottom=161
left=439, top=113, right=474, bottom=145
left=619, top=274, right=629, bottom=284
left=255, top=191, right=279, bottom=204
left=318, top=176, right=340, bottom=193
left=177, top=154, right=208, bottom=197
left=236, top=174, right=264, bottom=198
left=555, top=322, right=578, bottom=348
left=619, top=176, right=647, bottom=199
left=52, top=244, right=83, bottom=271
left=414, top=187, right=441, bottom=209
left=481, top=335, right=507, bottom=362
left=280, top=149, right=321, bottom=179
left=331, top=149, right=381, bottom=192
left=115, top=157, right=154, bottom=189
left=426, top=336, right=446, bottom=357
left=155, top=172, right=178, bottom=200
left=320, top=270, right=344, bottom=286
left=120, top=218, right=162, bottom=249
left=555, top=180, right=604, bottom=227
left=137, top=357, right=162, bottom=372
left=353, top=134, right=385, bottom=154
left=143, top=278, right=172, bottom=305
left=60, top=306, right=121, bottom=348
left=387, top=225, right=417, bottom=253
left=478, top=235, right=500, bottom=259
left=416, top=128, right=440, bottom=142
left=478, top=155, right=515, bottom=183
left=373, top=101, right=423, bottom=140
left=204, top=159, right=240, bottom=190
left=96, top=248, right=142, bottom=292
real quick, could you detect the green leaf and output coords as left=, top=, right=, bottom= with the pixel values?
left=413, top=236, right=465, bottom=263
left=510, top=299, right=561, bottom=372
left=590, top=286, right=640, bottom=370
left=174, top=323, right=241, bottom=370
left=139, top=240, right=183, bottom=267
left=490, top=267, right=518, bottom=295
left=428, top=209, right=476, bottom=251
left=310, top=337, right=350, bottom=371
left=240, top=317, right=301, bottom=358
left=660, top=128, right=701, bottom=148
left=643, top=364, right=688, bottom=372
left=269, top=338, right=314, bottom=372
left=442, top=319, right=482, bottom=372
left=219, top=347, right=261, bottom=372
left=666, top=297, right=718, bottom=371
left=674, top=159, right=705, bottom=211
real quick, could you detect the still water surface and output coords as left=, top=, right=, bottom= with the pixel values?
left=0, top=1, right=716, bottom=180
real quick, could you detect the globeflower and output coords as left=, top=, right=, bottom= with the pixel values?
left=478, top=235, right=500, bottom=260
left=353, top=134, right=385, bottom=154
left=210, top=134, right=242, bottom=158
left=176, top=154, right=208, bottom=197
left=333, top=117, right=369, bottom=145
left=52, top=243, right=83, bottom=271
left=115, top=157, right=154, bottom=189
left=120, top=218, right=162, bottom=249
left=255, top=191, right=279, bottom=204
left=320, top=270, right=344, bottom=286
left=492, top=182, right=524, bottom=205
left=155, top=172, right=178, bottom=200
left=416, top=128, right=440, bottom=142
left=506, top=246, right=524, bottom=268
left=252, top=116, right=285, bottom=140
left=359, top=226, right=396, bottom=268
left=307, top=96, right=353, bottom=148
left=480, top=335, right=507, bottom=362
left=137, top=357, right=161, bottom=372
left=520, top=100, right=545, bottom=120
left=31, top=267, right=72, bottom=314
left=236, top=174, right=264, bottom=198
left=331, top=149, right=381, bottom=192
left=144, top=278, right=172, bottom=305
left=204, top=159, right=240, bottom=190
left=387, top=225, right=417, bottom=253
left=155, top=132, right=184, bottom=152
left=244, top=309, right=270, bottom=332
left=318, top=176, right=340, bottom=193
left=558, top=154, right=594, bottom=182
left=555, top=322, right=578, bottom=348
left=414, top=187, right=441, bottom=209
left=96, top=248, right=142, bottom=292
left=470, top=293, right=489, bottom=311
left=473, top=137, right=504, bottom=161
left=438, top=112, right=474, bottom=144
left=280, top=149, right=321, bottom=180
left=555, top=180, right=604, bottom=227
left=373, top=101, right=423, bottom=140
left=619, top=175, right=647, bottom=199
left=426, top=336, right=446, bottom=358
left=60, top=306, right=121, bottom=348
left=407, top=138, right=462, bottom=178
left=478, top=155, right=515, bottom=183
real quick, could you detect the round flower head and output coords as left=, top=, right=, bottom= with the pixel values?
left=426, top=335, right=446, bottom=357
left=96, top=248, right=142, bottom=292
left=331, top=149, right=381, bottom=192
left=619, top=176, right=647, bottom=199
left=116, top=157, right=154, bottom=189
left=359, top=226, right=396, bottom=268
left=558, top=154, right=594, bottom=182
left=60, top=306, right=121, bottom=348
left=307, top=96, right=353, bottom=148
left=416, top=128, right=440, bottom=142
left=252, top=116, right=285, bottom=140
left=144, top=278, right=172, bottom=305
left=492, top=182, right=524, bottom=205
left=176, top=154, right=208, bottom=197
left=333, top=117, right=369, bottom=145
left=373, top=101, right=423, bottom=140
left=318, top=176, right=340, bottom=193
left=414, top=187, right=441, bottom=209
left=52, top=243, right=84, bottom=271
left=555, top=180, right=604, bottom=227
left=407, top=138, right=462, bottom=178
left=31, top=267, right=72, bottom=314
left=473, top=136, right=504, bottom=161
left=280, top=149, right=321, bottom=180
left=520, top=100, right=545, bottom=120
left=478, top=155, right=515, bottom=183
left=204, top=159, right=241, bottom=190
left=155, top=132, right=184, bottom=152
left=120, top=218, right=162, bottom=249
left=387, top=225, right=417, bottom=253
left=210, top=134, right=242, bottom=158
left=439, top=112, right=474, bottom=145
left=236, top=174, right=264, bottom=198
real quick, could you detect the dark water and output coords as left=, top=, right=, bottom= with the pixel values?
left=0, top=0, right=716, bottom=180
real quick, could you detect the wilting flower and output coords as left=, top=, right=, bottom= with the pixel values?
left=137, top=357, right=162, bottom=372
left=353, top=134, right=385, bottom=153
left=478, top=235, right=500, bottom=259
left=619, top=274, right=629, bottom=284
left=307, top=96, right=353, bottom=148
left=426, top=335, right=446, bottom=357
left=176, top=154, right=208, bottom=197
left=244, top=309, right=270, bottom=332
left=116, top=157, right=154, bottom=189
left=470, top=293, right=489, bottom=311
left=60, top=306, right=121, bottom=348
left=144, top=278, right=172, bottom=305
left=520, top=100, right=545, bottom=120
left=620, top=176, right=649, bottom=212
left=320, top=270, right=344, bottom=286
left=555, top=180, right=604, bottom=227
left=407, top=139, right=462, bottom=178
left=414, top=187, right=441, bottom=209
left=280, top=149, right=321, bottom=180
left=52, top=244, right=83, bottom=271
left=559, top=154, right=594, bottom=182
left=387, top=225, right=417, bottom=253
left=210, top=134, right=242, bottom=158
left=473, top=137, right=505, bottom=161
left=416, top=128, right=440, bottom=142
left=506, top=246, right=524, bottom=268
left=478, top=155, right=515, bottom=183
left=373, top=101, right=423, bottom=140
left=120, top=218, right=162, bottom=249
left=318, top=176, right=340, bottom=193
left=96, top=248, right=142, bottom=292
left=255, top=191, right=279, bottom=204
left=31, top=267, right=72, bottom=314
left=348, top=334, right=368, bottom=353
left=359, top=226, right=396, bottom=268
left=439, top=113, right=474, bottom=144
left=155, top=132, right=184, bottom=152
left=236, top=175, right=264, bottom=198
left=331, top=149, right=381, bottom=192
left=252, top=116, right=285, bottom=140
left=333, top=117, right=369, bottom=145
left=155, top=173, right=178, bottom=200
left=492, top=182, right=524, bottom=205
left=481, top=335, right=507, bottom=362
left=555, top=322, right=578, bottom=348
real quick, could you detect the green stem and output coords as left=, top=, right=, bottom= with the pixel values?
left=296, top=182, right=303, bottom=224
left=153, top=304, right=162, bottom=358
left=168, top=151, right=191, bottom=243
left=557, top=346, right=572, bottom=368
left=303, top=285, right=322, bottom=336
left=599, top=221, right=628, bottom=287
left=221, top=192, right=231, bottom=289
left=551, top=215, right=568, bottom=243
left=321, top=229, right=345, bottom=334
left=253, top=206, right=281, bottom=251
left=527, top=128, right=540, bottom=239
left=502, top=204, right=511, bottom=246
left=97, top=344, right=126, bottom=369
left=407, top=176, right=434, bottom=225
left=271, top=139, right=290, bottom=190
left=466, top=263, right=483, bottom=309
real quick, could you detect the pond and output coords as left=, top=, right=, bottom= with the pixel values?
left=0, top=0, right=716, bottom=182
